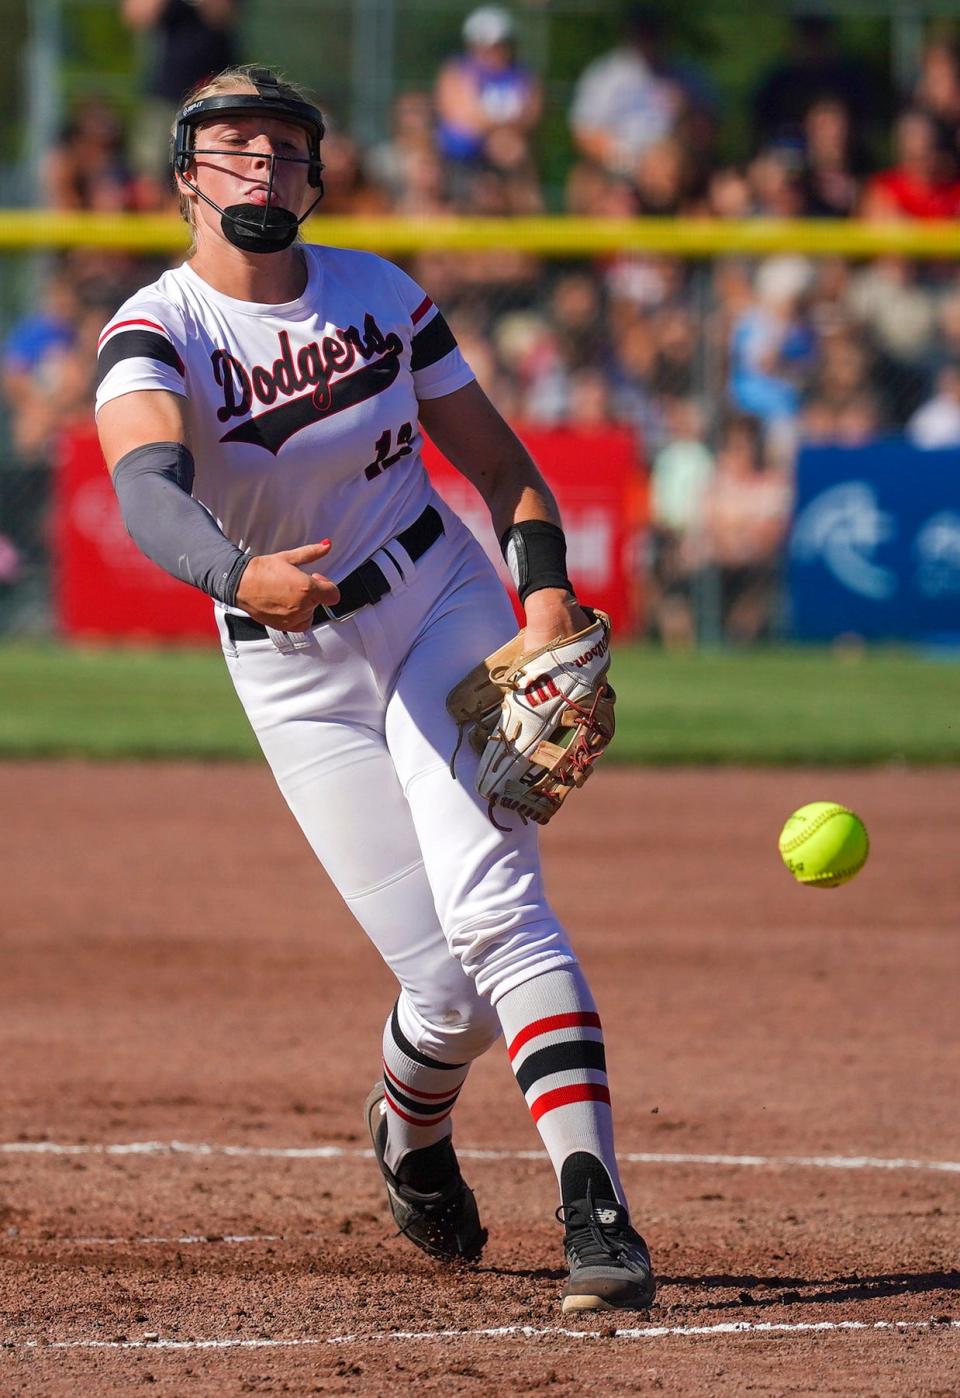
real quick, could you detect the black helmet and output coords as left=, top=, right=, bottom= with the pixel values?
left=172, top=67, right=326, bottom=253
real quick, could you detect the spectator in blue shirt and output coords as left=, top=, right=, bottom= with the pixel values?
left=729, top=256, right=816, bottom=431
left=2, top=270, right=78, bottom=387
left=434, top=6, right=542, bottom=182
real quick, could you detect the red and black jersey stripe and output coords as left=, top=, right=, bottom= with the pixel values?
left=411, top=295, right=434, bottom=325
left=410, top=313, right=457, bottom=373
left=96, top=327, right=185, bottom=389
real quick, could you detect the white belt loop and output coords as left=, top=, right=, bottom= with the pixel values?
left=383, top=536, right=417, bottom=582
left=265, top=625, right=314, bottom=653
left=371, top=544, right=407, bottom=591
left=216, top=605, right=239, bottom=658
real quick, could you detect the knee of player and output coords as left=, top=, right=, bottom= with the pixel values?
left=452, top=916, right=578, bottom=1001
left=419, top=999, right=502, bottom=1061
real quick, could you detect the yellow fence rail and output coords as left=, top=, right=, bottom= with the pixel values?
left=2, top=211, right=960, bottom=257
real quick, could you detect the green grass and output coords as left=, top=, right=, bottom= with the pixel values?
left=0, top=643, right=259, bottom=760
left=0, top=642, right=958, bottom=764
left=610, top=646, right=960, bottom=764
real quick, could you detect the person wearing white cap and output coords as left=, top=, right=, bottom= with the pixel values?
left=434, top=6, right=541, bottom=170
left=463, top=5, right=513, bottom=48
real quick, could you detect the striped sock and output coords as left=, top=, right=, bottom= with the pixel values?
left=496, top=965, right=627, bottom=1208
left=380, top=998, right=470, bottom=1176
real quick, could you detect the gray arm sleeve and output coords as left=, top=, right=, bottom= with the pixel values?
left=111, top=441, right=251, bottom=607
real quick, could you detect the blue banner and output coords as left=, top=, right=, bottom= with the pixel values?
left=788, top=440, right=960, bottom=642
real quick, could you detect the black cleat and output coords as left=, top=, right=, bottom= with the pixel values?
left=364, top=1082, right=487, bottom=1263
left=558, top=1187, right=656, bottom=1312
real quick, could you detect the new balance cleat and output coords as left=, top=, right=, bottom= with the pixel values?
left=559, top=1189, right=656, bottom=1312
left=363, top=1082, right=487, bottom=1263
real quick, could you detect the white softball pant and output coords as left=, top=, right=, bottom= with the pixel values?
left=216, top=502, right=577, bottom=1064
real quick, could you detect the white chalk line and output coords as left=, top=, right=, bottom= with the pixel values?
left=9, top=1320, right=960, bottom=1352
left=4, top=1232, right=297, bottom=1247
left=4, top=1141, right=954, bottom=1252
left=4, top=1235, right=293, bottom=1247
left=2, top=1140, right=959, bottom=1174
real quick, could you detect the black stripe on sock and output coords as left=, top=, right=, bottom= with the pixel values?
left=390, top=1002, right=466, bottom=1071
left=514, top=1039, right=607, bottom=1096
left=384, top=1079, right=462, bottom=1117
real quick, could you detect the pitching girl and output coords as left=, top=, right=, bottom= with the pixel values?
left=94, top=65, right=654, bottom=1313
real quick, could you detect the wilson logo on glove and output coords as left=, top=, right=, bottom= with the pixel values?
left=445, top=609, right=616, bottom=830
left=574, top=635, right=609, bottom=668
left=524, top=674, right=561, bottom=707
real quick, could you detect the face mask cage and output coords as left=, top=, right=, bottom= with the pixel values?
left=172, top=78, right=326, bottom=251
left=182, top=146, right=324, bottom=247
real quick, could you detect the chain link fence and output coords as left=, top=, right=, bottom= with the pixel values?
left=1, top=221, right=958, bottom=640
left=0, top=444, right=51, bottom=635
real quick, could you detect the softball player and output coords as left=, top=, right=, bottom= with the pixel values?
left=94, top=65, right=655, bottom=1313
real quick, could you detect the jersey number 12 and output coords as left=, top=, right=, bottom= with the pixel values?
left=364, top=422, right=413, bottom=480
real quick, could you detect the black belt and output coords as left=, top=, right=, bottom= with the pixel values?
left=226, top=504, right=444, bottom=643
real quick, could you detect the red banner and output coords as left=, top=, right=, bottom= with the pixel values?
left=423, top=424, right=646, bottom=634
left=53, top=423, right=216, bottom=642
left=54, top=422, right=645, bottom=641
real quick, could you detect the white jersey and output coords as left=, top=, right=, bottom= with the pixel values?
left=94, top=244, right=474, bottom=590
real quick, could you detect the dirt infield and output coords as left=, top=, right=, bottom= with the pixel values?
left=1, top=761, right=958, bottom=1396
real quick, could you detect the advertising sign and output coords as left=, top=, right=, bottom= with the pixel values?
left=54, top=422, right=646, bottom=641
left=53, top=424, right=216, bottom=642
left=788, top=441, right=960, bottom=641
left=424, top=425, right=645, bottom=634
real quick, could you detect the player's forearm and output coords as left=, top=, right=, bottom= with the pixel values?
left=418, top=382, right=579, bottom=625
left=420, top=381, right=562, bottom=537
left=111, top=441, right=251, bottom=605
left=485, top=466, right=562, bottom=542
left=473, top=442, right=582, bottom=615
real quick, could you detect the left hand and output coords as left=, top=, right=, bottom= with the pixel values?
left=521, top=587, right=590, bottom=652
left=445, top=605, right=615, bottom=828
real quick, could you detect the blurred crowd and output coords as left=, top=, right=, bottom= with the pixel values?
left=6, top=3, right=960, bottom=641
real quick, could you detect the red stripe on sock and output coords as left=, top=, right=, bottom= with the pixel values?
left=385, top=1097, right=455, bottom=1128
left=528, top=1082, right=611, bottom=1123
left=382, top=1060, right=461, bottom=1101
left=507, top=1012, right=602, bottom=1061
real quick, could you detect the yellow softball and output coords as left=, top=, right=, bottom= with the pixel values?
left=778, top=802, right=869, bottom=888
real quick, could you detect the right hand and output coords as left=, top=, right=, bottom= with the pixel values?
left=235, top=540, right=340, bottom=631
